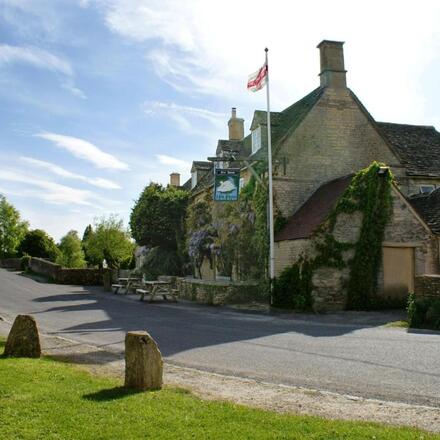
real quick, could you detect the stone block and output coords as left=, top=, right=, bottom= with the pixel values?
left=125, top=331, right=163, bottom=391
left=4, top=315, right=41, bottom=358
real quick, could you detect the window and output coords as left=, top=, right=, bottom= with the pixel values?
left=420, top=184, right=435, bottom=194
left=252, top=126, right=261, bottom=154
left=191, top=171, right=197, bottom=189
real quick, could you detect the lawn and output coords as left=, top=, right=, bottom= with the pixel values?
left=0, top=339, right=437, bottom=440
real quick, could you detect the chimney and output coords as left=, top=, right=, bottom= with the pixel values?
left=228, top=107, right=244, bottom=140
left=317, top=40, right=347, bottom=89
left=169, top=172, right=180, bottom=187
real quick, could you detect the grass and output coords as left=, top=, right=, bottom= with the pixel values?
left=384, top=320, right=410, bottom=328
left=0, top=339, right=438, bottom=440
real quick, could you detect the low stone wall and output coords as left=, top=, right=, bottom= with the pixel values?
left=178, top=278, right=265, bottom=305
left=29, top=257, right=107, bottom=285
left=414, top=275, right=440, bottom=299
left=0, top=258, right=22, bottom=270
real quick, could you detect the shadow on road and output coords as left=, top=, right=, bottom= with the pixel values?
left=28, top=285, right=415, bottom=360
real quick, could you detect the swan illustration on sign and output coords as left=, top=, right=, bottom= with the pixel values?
left=214, top=168, right=240, bottom=201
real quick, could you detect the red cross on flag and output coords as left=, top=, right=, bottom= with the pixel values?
left=247, top=63, right=268, bottom=92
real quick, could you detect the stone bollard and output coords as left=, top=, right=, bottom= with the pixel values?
left=124, top=331, right=163, bottom=391
left=4, top=315, right=41, bottom=358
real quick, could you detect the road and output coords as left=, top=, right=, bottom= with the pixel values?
left=0, top=268, right=439, bottom=407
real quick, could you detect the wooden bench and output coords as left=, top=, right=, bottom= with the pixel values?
left=137, top=282, right=179, bottom=303
left=112, top=284, right=123, bottom=294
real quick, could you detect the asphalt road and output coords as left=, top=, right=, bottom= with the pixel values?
left=1, top=268, right=439, bottom=407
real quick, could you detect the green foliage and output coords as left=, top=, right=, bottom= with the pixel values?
left=0, top=195, right=29, bottom=258
left=83, top=215, right=134, bottom=269
left=18, top=229, right=59, bottom=261
left=272, top=259, right=313, bottom=311
left=130, top=183, right=189, bottom=250
left=20, top=254, right=31, bottom=271
left=138, top=247, right=182, bottom=280
left=56, top=230, right=86, bottom=268
left=407, top=292, right=440, bottom=330
left=342, top=163, right=394, bottom=309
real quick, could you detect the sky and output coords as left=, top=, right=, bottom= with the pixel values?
left=0, top=0, right=439, bottom=241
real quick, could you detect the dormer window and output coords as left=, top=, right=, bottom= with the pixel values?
left=252, top=126, right=261, bottom=154
left=420, top=184, right=435, bottom=194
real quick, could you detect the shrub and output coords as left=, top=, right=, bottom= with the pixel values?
left=20, top=254, right=31, bottom=271
left=272, top=260, right=313, bottom=311
left=407, top=292, right=440, bottom=330
left=139, top=247, right=181, bottom=280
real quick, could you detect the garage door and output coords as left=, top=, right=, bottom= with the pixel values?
left=382, top=247, right=414, bottom=299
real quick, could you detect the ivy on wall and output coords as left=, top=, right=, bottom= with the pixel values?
left=273, top=162, right=394, bottom=311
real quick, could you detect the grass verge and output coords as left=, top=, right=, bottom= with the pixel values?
left=0, top=338, right=437, bottom=439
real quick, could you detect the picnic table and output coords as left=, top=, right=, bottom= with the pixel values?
left=112, top=277, right=141, bottom=295
left=136, top=280, right=178, bottom=302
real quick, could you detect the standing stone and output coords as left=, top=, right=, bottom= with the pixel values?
left=124, top=331, right=163, bottom=390
left=4, top=315, right=41, bottom=358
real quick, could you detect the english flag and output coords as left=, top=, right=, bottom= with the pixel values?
left=247, top=63, right=268, bottom=92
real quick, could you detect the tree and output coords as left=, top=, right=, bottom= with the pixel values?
left=130, top=183, right=189, bottom=250
left=56, top=230, right=86, bottom=268
left=18, top=229, right=59, bottom=260
left=84, top=215, right=134, bottom=269
left=0, top=195, right=29, bottom=258
left=81, top=224, right=99, bottom=266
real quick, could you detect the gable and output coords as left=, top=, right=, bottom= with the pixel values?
left=275, top=87, right=403, bottom=184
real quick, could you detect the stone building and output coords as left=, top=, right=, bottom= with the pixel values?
left=183, top=40, right=440, bottom=310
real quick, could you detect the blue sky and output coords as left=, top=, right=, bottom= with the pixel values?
left=0, top=0, right=439, bottom=241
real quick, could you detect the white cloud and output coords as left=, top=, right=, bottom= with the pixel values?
left=156, top=154, right=191, bottom=169
left=100, top=0, right=440, bottom=124
left=0, top=44, right=73, bottom=76
left=61, top=80, right=87, bottom=99
left=143, top=100, right=226, bottom=138
left=20, top=157, right=121, bottom=189
left=0, top=43, right=88, bottom=99
left=35, top=132, right=130, bottom=170
left=0, top=169, right=95, bottom=206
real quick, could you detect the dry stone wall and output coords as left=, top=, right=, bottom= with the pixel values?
left=29, top=257, right=107, bottom=285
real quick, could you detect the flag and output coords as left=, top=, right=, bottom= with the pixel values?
left=247, top=63, right=268, bottom=92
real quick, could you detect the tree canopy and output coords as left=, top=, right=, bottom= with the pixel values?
left=130, top=183, right=189, bottom=250
left=56, top=230, right=86, bottom=268
left=83, top=215, right=134, bottom=269
left=18, top=229, right=59, bottom=261
left=0, top=195, right=29, bottom=258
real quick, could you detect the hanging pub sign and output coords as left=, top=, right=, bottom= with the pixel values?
left=214, top=168, right=240, bottom=202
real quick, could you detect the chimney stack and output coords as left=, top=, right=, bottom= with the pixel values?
left=169, top=172, right=180, bottom=187
left=317, top=40, right=347, bottom=89
left=228, top=107, right=244, bottom=140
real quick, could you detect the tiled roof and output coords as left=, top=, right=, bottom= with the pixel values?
left=216, top=139, right=245, bottom=157
left=181, top=178, right=192, bottom=191
left=191, top=161, right=212, bottom=171
left=248, top=87, right=324, bottom=161
left=275, top=175, right=353, bottom=241
left=377, top=122, right=440, bottom=177
left=408, top=188, right=440, bottom=235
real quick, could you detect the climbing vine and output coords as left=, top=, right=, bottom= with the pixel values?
left=273, top=162, right=394, bottom=311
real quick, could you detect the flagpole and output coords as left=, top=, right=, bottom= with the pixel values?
left=265, top=48, right=275, bottom=291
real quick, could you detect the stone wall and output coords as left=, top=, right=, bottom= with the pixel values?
left=178, top=278, right=265, bottom=305
left=414, top=275, right=440, bottom=299
left=0, top=258, right=22, bottom=270
left=29, top=257, right=107, bottom=285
